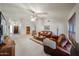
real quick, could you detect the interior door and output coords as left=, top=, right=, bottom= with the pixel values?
left=26, top=26, right=30, bottom=34
left=14, top=26, right=19, bottom=34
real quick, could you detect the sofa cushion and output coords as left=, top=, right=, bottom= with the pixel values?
left=43, top=38, right=56, bottom=49
left=60, top=39, right=68, bottom=47
left=57, top=34, right=67, bottom=46
left=65, top=42, right=72, bottom=52
left=51, top=35, right=58, bottom=40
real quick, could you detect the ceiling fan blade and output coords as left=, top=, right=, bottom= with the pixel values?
left=27, top=9, right=35, bottom=14
left=37, top=12, right=48, bottom=15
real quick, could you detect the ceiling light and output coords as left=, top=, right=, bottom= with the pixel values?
left=31, top=17, right=36, bottom=22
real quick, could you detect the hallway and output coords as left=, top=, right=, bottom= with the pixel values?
left=13, top=35, right=47, bottom=56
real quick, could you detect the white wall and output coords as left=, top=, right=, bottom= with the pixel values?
left=0, top=4, right=68, bottom=37
left=35, top=18, right=68, bottom=36
left=9, top=18, right=34, bottom=35
left=8, top=17, right=68, bottom=36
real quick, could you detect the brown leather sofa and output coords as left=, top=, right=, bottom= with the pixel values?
left=0, top=36, right=15, bottom=56
left=0, top=45, right=15, bottom=56
left=38, top=31, right=52, bottom=38
left=33, top=31, right=52, bottom=41
left=44, top=34, right=72, bottom=56
left=33, top=31, right=72, bottom=56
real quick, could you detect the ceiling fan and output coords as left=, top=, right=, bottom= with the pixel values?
left=27, top=9, right=48, bottom=18
left=27, top=9, right=48, bottom=22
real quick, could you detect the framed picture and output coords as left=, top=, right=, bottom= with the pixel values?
left=44, top=25, right=50, bottom=31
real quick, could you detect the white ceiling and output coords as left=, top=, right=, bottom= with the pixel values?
left=0, top=3, right=75, bottom=22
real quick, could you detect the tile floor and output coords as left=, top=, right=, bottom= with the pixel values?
left=11, top=34, right=48, bottom=56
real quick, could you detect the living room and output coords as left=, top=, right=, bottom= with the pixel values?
left=0, top=3, right=79, bottom=56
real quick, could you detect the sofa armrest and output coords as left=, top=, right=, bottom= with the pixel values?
left=0, top=45, right=15, bottom=56
left=57, top=46, right=70, bottom=55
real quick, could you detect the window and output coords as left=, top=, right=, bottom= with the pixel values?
left=44, top=25, right=50, bottom=31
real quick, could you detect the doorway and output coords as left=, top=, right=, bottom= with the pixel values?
left=14, top=26, right=19, bottom=34
left=26, top=26, right=30, bottom=34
